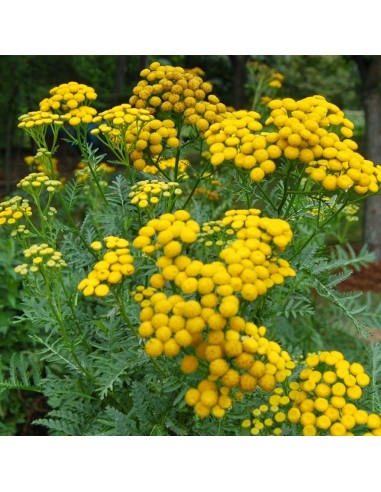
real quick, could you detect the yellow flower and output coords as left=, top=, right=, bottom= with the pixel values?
left=330, top=422, right=346, bottom=436
left=303, top=425, right=317, bottom=436
left=163, top=241, right=182, bottom=258
left=200, top=390, right=219, bottom=407
left=346, top=385, right=362, bottom=400
left=356, top=372, right=370, bottom=387
left=367, top=414, right=381, bottom=429
left=314, top=397, right=329, bottom=413
left=258, top=374, right=276, bottom=392
left=180, top=355, right=199, bottom=374
left=209, top=358, right=229, bottom=377
left=163, top=339, right=181, bottom=357
left=322, top=175, right=337, bottom=191
left=353, top=409, right=368, bottom=425
left=331, top=382, right=346, bottom=397
left=316, top=415, right=331, bottom=430
left=185, top=388, right=200, bottom=406
left=145, top=338, right=163, bottom=357
left=94, top=284, right=110, bottom=297
left=315, top=383, right=331, bottom=398
left=341, top=414, right=356, bottom=430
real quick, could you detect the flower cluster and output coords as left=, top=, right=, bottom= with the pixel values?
left=201, top=93, right=381, bottom=193
left=90, top=103, right=153, bottom=145
left=244, top=350, right=381, bottom=436
left=15, top=244, right=66, bottom=275
left=18, top=111, right=61, bottom=129
left=242, top=388, right=290, bottom=435
left=284, top=350, right=378, bottom=435
left=204, top=110, right=272, bottom=179
left=184, top=321, right=294, bottom=418
left=10, top=224, right=30, bottom=237
left=221, top=208, right=293, bottom=250
left=60, top=106, right=98, bottom=126
left=268, top=72, right=284, bottom=89
left=17, top=173, right=62, bottom=193
left=142, top=157, right=190, bottom=180
left=132, top=209, right=296, bottom=416
left=90, top=104, right=180, bottom=170
left=39, top=82, right=97, bottom=113
left=18, top=82, right=98, bottom=133
left=342, top=204, right=360, bottom=223
left=134, top=284, right=295, bottom=418
left=129, top=180, right=182, bottom=209
left=197, top=219, right=227, bottom=248
left=129, top=61, right=227, bottom=134
left=266, top=95, right=381, bottom=193
left=132, top=209, right=295, bottom=300
left=126, top=118, right=180, bottom=170
left=132, top=209, right=199, bottom=256
left=0, top=196, right=32, bottom=227
left=78, top=236, right=135, bottom=297
left=203, top=110, right=286, bottom=182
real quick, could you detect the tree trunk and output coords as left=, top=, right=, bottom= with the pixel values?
left=4, top=82, right=19, bottom=194
left=113, top=55, right=127, bottom=104
left=139, top=55, right=148, bottom=72
left=229, top=55, right=249, bottom=109
left=353, top=56, right=381, bottom=260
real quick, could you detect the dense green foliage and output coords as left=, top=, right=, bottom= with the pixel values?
left=1, top=58, right=381, bottom=436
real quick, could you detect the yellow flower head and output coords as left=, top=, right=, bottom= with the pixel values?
left=78, top=236, right=135, bottom=297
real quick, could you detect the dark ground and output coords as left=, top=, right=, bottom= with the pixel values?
left=338, top=261, right=381, bottom=292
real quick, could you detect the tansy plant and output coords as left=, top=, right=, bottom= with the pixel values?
left=1, top=61, right=381, bottom=436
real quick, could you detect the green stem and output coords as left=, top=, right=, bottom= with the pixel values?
left=24, top=212, right=45, bottom=239
left=31, top=192, right=49, bottom=241
left=277, top=159, right=293, bottom=214
left=251, top=72, right=268, bottom=110
left=147, top=156, right=171, bottom=181
left=75, top=127, right=110, bottom=206
left=113, top=291, right=138, bottom=337
left=150, top=357, right=170, bottom=379
left=38, top=272, right=94, bottom=380
left=87, top=160, right=110, bottom=206
left=181, top=159, right=212, bottom=210
left=56, top=193, right=98, bottom=259
left=283, top=163, right=309, bottom=218
left=290, top=194, right=350, bottom=261
left=253, top=179, right=277, bottom=211
left=173, top=145, right=182, bottom=183
left=58, top=273, right=86, bottom=339
left=136, top=206, right=142, bottom=228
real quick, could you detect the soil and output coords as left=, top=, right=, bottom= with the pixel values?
left=338, top=260, right=381, bottom=292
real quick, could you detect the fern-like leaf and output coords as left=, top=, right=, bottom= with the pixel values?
left=332, top=243, right=376, bottom=272
left=0, top=352, right=43, bottom=393
left=60, top=179, right=84, bottom=211
left=366, top=343, right=381, bottom=414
